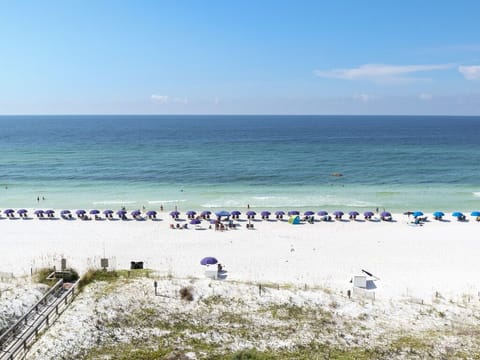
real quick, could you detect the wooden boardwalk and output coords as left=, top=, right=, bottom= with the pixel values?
left=0, top=277, right=80, bottom=360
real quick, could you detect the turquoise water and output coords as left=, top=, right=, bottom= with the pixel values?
left=0, top=115, right=479, bottom=212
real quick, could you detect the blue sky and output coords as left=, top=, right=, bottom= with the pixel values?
left=1, top=1, right=480, bottom=115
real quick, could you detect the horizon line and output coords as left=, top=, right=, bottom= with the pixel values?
left=1, top=113, right=480, bottom=117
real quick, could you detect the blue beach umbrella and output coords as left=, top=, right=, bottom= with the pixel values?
left=90, top=209, right=100, bottom=215
left=76, top=209, right=86, bottom=216
left=215, top=210, right=231, bottom=217
left=349, top=211, right=359, bottom=217
left=131, top=210, right=141, bottom=216
left=103, top=209, right=113, bottom=215
left=170, top=210, right=180, bottom=218
left=117, top=210, right=127, bottom=216
left=200, top=257, right=218, bottom=266
left=231, top=210, right=241, bottom=216
left=333, top=211, right=344, bottom=217
left=190, top=218, right=201, bottom=225
left=288, top=210, right=300, bottom=216
left=186, top=210, right=196, bottom=216
left=380, top=211, right=391, bottom=217
left=246, top=210, right=256, bottom=217
left=261, top=211, right=271, bottom=217
left=146, top=210, right=157, bottom=217
left=4, top=209, right=14, bottom=214
left=318, top=211, right=328, bottom=216
left=452, top=211, right=463, bottom=217
left=364, top=211, right=374, bottom=217
left=61, top=210, right=71, bottom=215
left=45, top=210, right=55, bottom=215
left=34, top=210, right=44, bottom=215
left=304, top=211, right=315, bottom=216
left=471, top=211, right=480, bottom=217
left=275, top=211, right=285, bottom=216
left=433, top=211, right=444, bottom=218
left=201, top=210, right=212, bottom=217
left=17, top=209, right=27, bottom=214
left=413, top=211, right=424, bottom=218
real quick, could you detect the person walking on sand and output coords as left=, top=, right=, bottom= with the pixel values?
left=247, top=204, right=250, bottom=209
left=160, top=205, right=164, bottom=212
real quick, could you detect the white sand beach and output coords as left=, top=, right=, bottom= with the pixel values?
left=1, top=211, right=479, bottom=301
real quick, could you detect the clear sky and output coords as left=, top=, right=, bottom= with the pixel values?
left=1, top=1, right=479, bottom=115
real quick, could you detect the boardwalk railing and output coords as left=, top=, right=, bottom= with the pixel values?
left=0, top=277, right=81, bottom=360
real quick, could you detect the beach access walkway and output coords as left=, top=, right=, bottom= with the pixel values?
left=0, top=275, right=80, bottom=360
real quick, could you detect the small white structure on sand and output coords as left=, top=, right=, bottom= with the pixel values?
left=350, top=273, right=377, bottom=300
left=353, top=275, right=367, bottom=289
left=204, top=267, right=218, bottom=280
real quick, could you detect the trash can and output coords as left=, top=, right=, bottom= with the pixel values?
left=130, top=261, right=144, bottom=269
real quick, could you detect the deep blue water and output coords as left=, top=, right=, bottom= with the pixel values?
left=0, top=115, right=479, bottom=212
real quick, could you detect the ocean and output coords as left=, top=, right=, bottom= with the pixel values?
left=0, top=115, right=479, bottom=213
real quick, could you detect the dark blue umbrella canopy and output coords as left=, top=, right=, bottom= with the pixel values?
left=318, top=211, right=328, bottom=216
left=433, top=211, right=445, bottom=217
left=349, top=211, right=359, bottom=216
left=90, top=209, right=100, bottom=215
left=201, top=210, right=212, bottom=216
left=231, top=210, right=241, bottom=216
left=471, top=211, right=480, bottom=217
left=117, top=210, right=127, bottom=215
left=131, top=210, right=141, bottom=216
left=215, top=210, right=231, bottom=217
left=170, top=211, right=180, bottom=216
left=45, top=210, right=55, bottom=215
left=364, top=211, right=374, bottom=217
left=76, top=209, right=86, bottom=215
left=61, top=210, right=71, bottom=215
left=275, top=211, right=285, bottom=215
left=34, top=210, right=44, bottom=215
left=452, top=211, right=463, bottom=217
left=146, top=210, right=157, bottom=216
left=103, top=209, right=113, bottom=214
left=190, top=218, right=201, bottom=225
left=413, top=211, right=423, bottom=217
left=304, top=211, right=315, bottom=216
left=4, top=209, right=14, bottom=214
left=261, top=211, right=271, bottom=216
left=186, top=210, right=196, bottom=216
left=200, top=257, right=218, bottom=265
left=380, top=211, right=391, bottom=217
left=246, top=210, right=256, bottom=216
left=288, top=210, right=299, bottom=216
left=333, top=211, right=344, bottom=216
left=17, top=209, right=28, bottom=214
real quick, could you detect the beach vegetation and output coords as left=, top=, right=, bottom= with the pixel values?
left=264, top=303, right=334, bottom=325
left=179, top=286, right=194, bottom=301
left=85, top=343, right=172, bottom=360
left=389, top=334, right=433, bottom=354
left=201, top=294, right=228, bottom=306
left=79, top=269, right=153, bottom=290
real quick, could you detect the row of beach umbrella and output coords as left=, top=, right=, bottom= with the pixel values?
left=170, top=209, right=387, bottom=219
left=2, top=208, right=480, bottom=221
left=1, top=208, right=159, bottom=220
